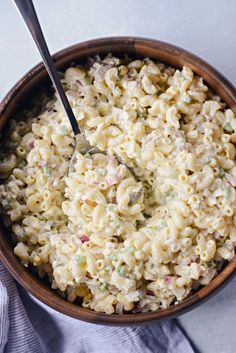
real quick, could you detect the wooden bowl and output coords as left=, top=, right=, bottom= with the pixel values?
left=0, top=37, right=236, bottom=325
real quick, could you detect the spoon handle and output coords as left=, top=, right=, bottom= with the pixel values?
left=13, top=0, right=80, bottom=136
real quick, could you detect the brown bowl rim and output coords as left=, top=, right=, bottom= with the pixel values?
left=0, top=36, right=236, bottom=325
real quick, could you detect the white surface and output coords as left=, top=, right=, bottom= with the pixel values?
left=0, top=0, right=236, bottom=352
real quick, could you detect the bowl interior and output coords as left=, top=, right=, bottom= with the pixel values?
left=0, top=37, right=236, bottom=325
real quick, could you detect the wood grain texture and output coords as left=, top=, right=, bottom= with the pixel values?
left=0, top=37, right=236, bottom=325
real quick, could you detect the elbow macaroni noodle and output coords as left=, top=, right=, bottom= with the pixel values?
left=0, top=54, right=236, bottom=314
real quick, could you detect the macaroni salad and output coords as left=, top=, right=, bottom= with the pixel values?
left=0, top=55, right=236, bottom=314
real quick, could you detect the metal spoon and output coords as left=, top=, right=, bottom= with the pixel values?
left=13, top=0, right=135, bottom=177
left=13, top=0, right=94, bottom=173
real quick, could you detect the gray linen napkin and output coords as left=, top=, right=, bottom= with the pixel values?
left=0, top=262, right=194, bottom=353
